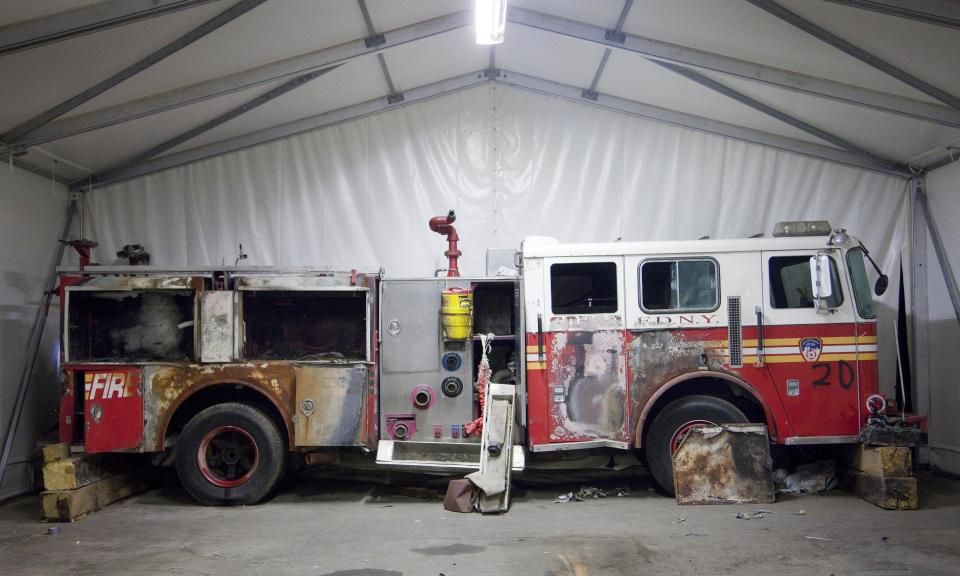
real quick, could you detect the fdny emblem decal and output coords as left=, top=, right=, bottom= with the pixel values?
left=799, top=338, right=823, bottom=362
left=84, top=371, right=138, bottom=400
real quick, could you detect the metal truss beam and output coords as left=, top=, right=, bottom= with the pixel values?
left=357, top=0, right=403, bottom=104
left=497, top=71, right=911, bottom=178
left=1, top=0, right=268, bottom=145
left=582, top=0, right=633, bottom=101
left=7, top=157, right=74, bottom=186
left=75, top=68, right=913, bottom=190
left=71, top=71, right=490, bottom=189
left=13, top=10, right=470, bottom=149
left=507, top=7, right=960, bottom=127
left=0, top=0, right=217, bottom=57
left=822, top=0, right=960, bottom=31
left=86, top=66, right=339, bottom=186
left=746, top=0, right=960, bottom=112
left=653, top=61, right=904, bottom=173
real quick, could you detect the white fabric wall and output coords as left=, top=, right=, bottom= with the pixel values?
left=0, top=166, right=69, bottom=500
left=86, top=82, right=909, bottom=390
left=925, top=161, right=960, bottom=476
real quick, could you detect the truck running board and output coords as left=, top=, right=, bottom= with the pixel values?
left=375, top=439, right=525, bottom=473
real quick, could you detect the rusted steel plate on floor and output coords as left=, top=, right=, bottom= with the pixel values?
left=674, top=423, right=774, bottom=504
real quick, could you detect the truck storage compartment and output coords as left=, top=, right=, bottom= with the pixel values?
left=67, top=290, right=195, bottom=362
left=241, top=289, right=368, bottom=361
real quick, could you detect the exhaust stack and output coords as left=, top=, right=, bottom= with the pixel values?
left=429, top=210, right=461, bottom=277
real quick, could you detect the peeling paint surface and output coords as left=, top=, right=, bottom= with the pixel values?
left=546, top=328, right=628, bottom=442
left=143, top=362, right=297, bottom=451
left=673, top=424, right=774, bottom=504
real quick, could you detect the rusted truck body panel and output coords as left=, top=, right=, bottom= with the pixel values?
left=58, top=267, right=380, bottom=454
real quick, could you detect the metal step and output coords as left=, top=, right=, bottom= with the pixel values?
left=375, top=439, right=525, bottom=473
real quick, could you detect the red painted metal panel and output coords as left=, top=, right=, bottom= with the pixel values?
left=82, top=367, right=144, bottom=453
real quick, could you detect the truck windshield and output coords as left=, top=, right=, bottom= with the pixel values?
left=846, top=248, right=877, bottom=319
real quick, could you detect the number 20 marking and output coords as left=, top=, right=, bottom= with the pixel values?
left=810, top=360, right=855, bottom=390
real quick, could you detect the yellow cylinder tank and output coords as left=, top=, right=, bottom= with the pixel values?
left=440, top=287, right=473, bottom=340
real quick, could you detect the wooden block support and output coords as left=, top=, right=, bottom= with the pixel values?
left=42, top=443, right=71, bottom=464
left=41, top=470, right=151, bottom=522
left=845, top=445, right=913, bottom=477
left=42, top=454, right=142, bottom=491
left=841, top=470, right=918, bottom=510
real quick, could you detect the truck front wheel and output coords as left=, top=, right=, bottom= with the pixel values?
left=644, top=395, right=749, bottom=495
left=175, top=402, right=286, bottom=505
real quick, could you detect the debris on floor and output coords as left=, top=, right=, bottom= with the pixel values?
left=735, top=509, right=777, bottom=520
left=553, top=486, right=629, bottom=503
left=775, top=461, right=838, bottom=494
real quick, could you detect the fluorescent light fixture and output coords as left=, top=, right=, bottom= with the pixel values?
left=475, top=0, right=507, bottom=45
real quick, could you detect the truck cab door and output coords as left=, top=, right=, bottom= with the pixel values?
left=760, top=251, right=860, bottom=441
left=533, top=257, right=629, bottom=449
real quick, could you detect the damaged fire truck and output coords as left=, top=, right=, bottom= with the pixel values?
left=57, top=216, right=894, bottom=505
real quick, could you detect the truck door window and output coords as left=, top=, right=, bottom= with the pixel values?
left=68, top=290, right=195, bottom=362
left=640, top=259, right=718, bottom=312
left=550, top=262, right=618, bottom=314
left=769, top=256, right=843, bottom=309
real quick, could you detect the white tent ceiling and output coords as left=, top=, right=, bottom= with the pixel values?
left=0, top=0, right=958, bottom=185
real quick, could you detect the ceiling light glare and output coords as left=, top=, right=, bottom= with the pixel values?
left=475, top=0, right=507, bottom=45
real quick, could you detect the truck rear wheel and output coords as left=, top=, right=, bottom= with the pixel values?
left=175, top=402, right=286, bottom=505
left=644, top=395, right=748, bottom=495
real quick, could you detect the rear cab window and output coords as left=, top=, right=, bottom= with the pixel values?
left=550, top=262, right=618, bottom=314
left=640, top=259, right=719, bottom=312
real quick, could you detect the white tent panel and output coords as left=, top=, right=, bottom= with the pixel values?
left=599, top=49, right=838, bottom=147
left=624, top=0, right=942, bottom=103
left=367, top=0, right=468, bottom=31
left=925, top=161, right=960, bottom=476
left=162, top=54, right=387, bottom=155
left=40, top=80, right=287, bottom=173
left=510, top=0, right=625, bottom=29
left=69, top=0, right=367, bottom=114
left=498, top=24, right=607, bottom=90
left=711, top=72, right=960, bottom=163
left=0, top=1, right=229, bottom=131
left=780, top=0, right=960, bottom=98
left=384, top=27, right=488, bottom=92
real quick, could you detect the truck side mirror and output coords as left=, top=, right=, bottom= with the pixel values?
left=810, top=253, right=834, bottom=311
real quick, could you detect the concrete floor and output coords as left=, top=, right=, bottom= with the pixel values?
left=1, top=470, right=958, bottom=576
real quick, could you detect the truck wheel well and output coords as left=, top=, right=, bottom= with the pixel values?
left=640, top=377, right=766, bottom=445
left=166, top=384, right=289, bottom=448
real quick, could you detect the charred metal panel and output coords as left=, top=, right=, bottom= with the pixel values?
left=293, top=364, right=370, bottom=446
left=546, top=327, right=628, bottom=443
left=674, top=424, right=774, bottom=504
left=200, top=291, right=235, bottom=363
left=235, top=275, right=356, bottom=290
left=627, top=328, right=729, bottom=441
left=142, top=363, right=296, bottom=451
left=75, top=275, right=203, bottom=290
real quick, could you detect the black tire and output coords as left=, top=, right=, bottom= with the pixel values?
left=175, top=402, right=286, bottom=506
left=644, top=395, right=748, bottom=495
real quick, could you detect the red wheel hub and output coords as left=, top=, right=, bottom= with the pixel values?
left=669, top=420, right=715, bottom=454
left=197, top=425, right=259, bottom=488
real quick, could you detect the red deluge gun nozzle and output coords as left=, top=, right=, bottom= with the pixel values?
left=428, top=210, right=461, bottom=277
